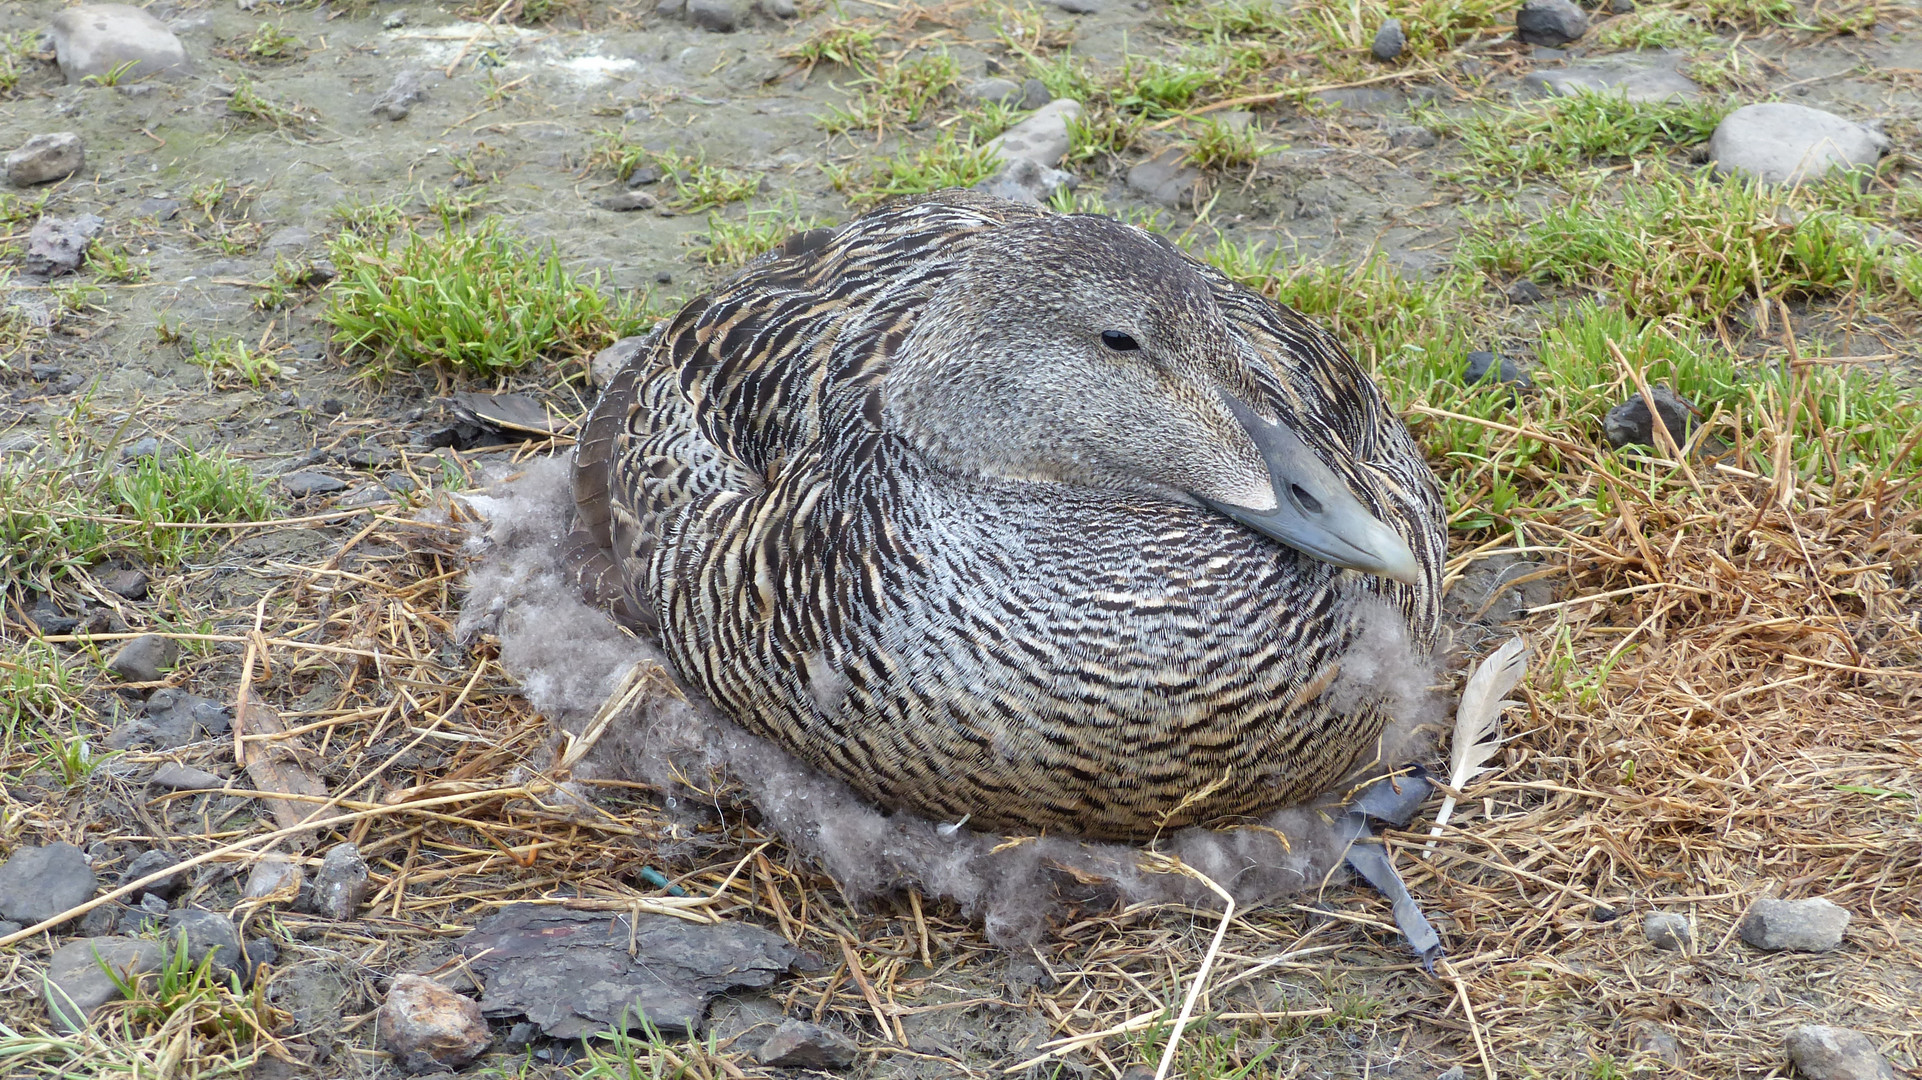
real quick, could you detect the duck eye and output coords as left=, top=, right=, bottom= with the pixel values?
left=1100, top=331, right=1140, bottom=352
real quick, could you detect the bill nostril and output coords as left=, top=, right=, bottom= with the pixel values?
left=1290, top=484, right=1323, bottom=514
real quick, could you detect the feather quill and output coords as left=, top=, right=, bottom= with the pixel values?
left=1428, top=635, right=1528, bottom=844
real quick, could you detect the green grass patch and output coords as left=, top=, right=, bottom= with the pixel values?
left=185, top=335, right=285, bottom=388
left=1589, top=7, right=1714, bottom=49
left=829, top=131, right=1001, bottom=206
left=1461, top=165, right=1922, bottom=322
left=688, top=202, right=834, bottom=267
left=1421, top=92, right=1729, bottom=187
left=818, top=50, right=961, bottom=136
left=324, top=214, right=645, bottom=376
left=588, top=137, right=760, bottom=211
left=2, top=429, right=277, bottom=591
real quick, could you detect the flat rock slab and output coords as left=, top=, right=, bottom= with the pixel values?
left=0, top=843, right=98, bottom=925
left=51, top=4, right=192, bottom=84
left=45, top=936, right=164, bottom=1032
left=1709, top=103, right=1888, bottom=186
left=1523, top=57, right=1700, bottom=102
left=459, top=905, right=806, bottom=1039
left=985, top=98, right=1081, bottom=169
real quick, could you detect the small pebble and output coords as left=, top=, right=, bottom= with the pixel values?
left=1629, top=1021, right=1686, bottom=1067
left=281, top=470, right=349, bottom=497
left=151, top=762, right=225, bottom=790
left=1388, top=125, right=1437, bottom=149
left=380, top=975, right=492, bottom=1073
left=1642, top=910, right=1690, bottom=951
left=1371, top=18, right=1406, bottom=61
left=1785, top=1025, right=1896, bottom=1080
left=1053, top=0, right=1100, bottom=12
left=0, top=843, right=98, bottom=925
left=120, top=849, right=186, bottom=900
left=6, top=133, right=86, bottom=187
left=1505, top=280, right=1546, bottom=304
left=755, top=1019, right=858, bottom=1069
left=686, top=0, right=742, bottom=32
left=1603, top=385, right=1693, bottom=450
left=1464, top=350, right=1534, bottom=388
left=107, top=633, right=178, bottom=682
left=244, top=855, right=304, bottom=901
left=309, top=843, right=370, bottom=920
left=101, top=568, right=148, bottom=600
left=1515, top=0, right=1588, bottom=46
left=596, top=190, right=659, bottom=212
left=372, top=69, right=427, bottom=122
left=25, top=213, right=106, bottom=278
left=1739, top=896, right=1850, bottom=952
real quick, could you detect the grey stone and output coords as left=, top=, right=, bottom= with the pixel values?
left=281, top=470, right=349, bottom=497
left=1524, top=59, right=1701, bottom=103
left=78, top=903, right=121, bottom=937
left=1603, top=385, right=1694, bottom=450
left=1020, top=77, right=1052, bottom=110
left=1053, top=0, right=1100, bottom=11
left=1629, top=1021, right=1686, bottom=1067
left=0, top=921, right=20, bottom=937
left=164, top=908, right=251, bottom=982
left=756, top=1019, right=857, bottom=1069
left=383, top=10, right=409, bottom=28
left=974, top=157, right=1074, bottom=205
left=459, top=905, right=805, bottom=1038
left=1515, top=0, right=1588, bottom=45
left=1785, top=1026, right=1895, bottom=1080
left=264, top=226, right=312, bottom=252
left=51, top=5, right=191, bottom=84
left=137, top=893, right=168, bottom=916
left=29, top=601, right=80, bottom=634
left=151, top=762, right=225, bottom=790
left=592, top=336, right=649, bottom=389
left=761, top=0, right=797, bottom=17
left=1505, top=280, right=1546, bottom=304
left=0, top=844, right=98, bottom=925
left=310, top=843, right=369, bottom=920
left=1126, top=146, right=1204, bottom=209
left=1436, top=1068, right=1468, bottom=1080
left=985, top=98, right=1081, bottom=169
left=120, top=849, right=186, bottom=900
left=1388, top=122, right=1435, bottom=148
left=596, top=189, right=659, bottom=212
left=106, top=633, right=178, bottom=682
left=133, top=197, right=179, bottom=220
left=372, top=69, right=427, bottom=121
left=960, top=77, right=1023, bottom=107
left=44, top=937, right=165, bottom=1032
left=687, top=0, right=742, bottom=32
left=1371, top=19, right=1406, bottom=61
left=1642, top=911, right=1690, bottom=951
left=337, top=444, right=399, bottom=469
left=7, top=133, right=86, bottom=187
left=139, top=688, right=232, bottom=747
left=1464, top=351, right=1533, bottom=388
left=338, top=484, right=396, bottom=509
left=1709, top=103, right=1889, bottom=186
left=625, top=164, right=663, bottom=188
left=244, top=856, right=304, bottom=901
left=1739, top=896, right=1850, bottom=952
left=380, top=975, right=492, bottom=1073
left=101, top=568, right=148, bottom=599
left=24, top=213, right=106, bottom=278
left=1610, top=0, right=1635, bottom=11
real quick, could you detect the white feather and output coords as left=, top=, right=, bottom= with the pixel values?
left=1428, top=635, right=1528, bottom=842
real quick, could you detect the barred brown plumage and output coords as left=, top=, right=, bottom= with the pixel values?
left=567, top=190, right=1446, bottom=840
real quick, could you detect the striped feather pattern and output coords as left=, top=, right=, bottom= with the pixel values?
left=570, top=191, right=1445, bottom=840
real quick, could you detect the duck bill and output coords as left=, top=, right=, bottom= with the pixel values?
left=1202, top=396, right=1422, bottom=585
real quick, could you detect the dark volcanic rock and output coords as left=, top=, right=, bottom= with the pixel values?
left=1515, top=0, right=1588, bottom=45
left=106, top=633, right=177, bottom=682
left=0, top=843, right=97, bottom=925
left=120, top=849, right=187, bottom=901
left=1603, top=385, right=1694, bottom=450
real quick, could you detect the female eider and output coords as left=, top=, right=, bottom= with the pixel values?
left=568, top=190, right=1445, bottom=841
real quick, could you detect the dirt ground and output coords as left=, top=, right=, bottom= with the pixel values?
left=2, top=0, right=1921, bottom=1077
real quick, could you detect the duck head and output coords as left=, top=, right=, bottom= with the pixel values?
left=883, top=212, right=1419, bottom=585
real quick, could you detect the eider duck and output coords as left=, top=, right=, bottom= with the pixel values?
left=568, top=190, right=1445, bottom=841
